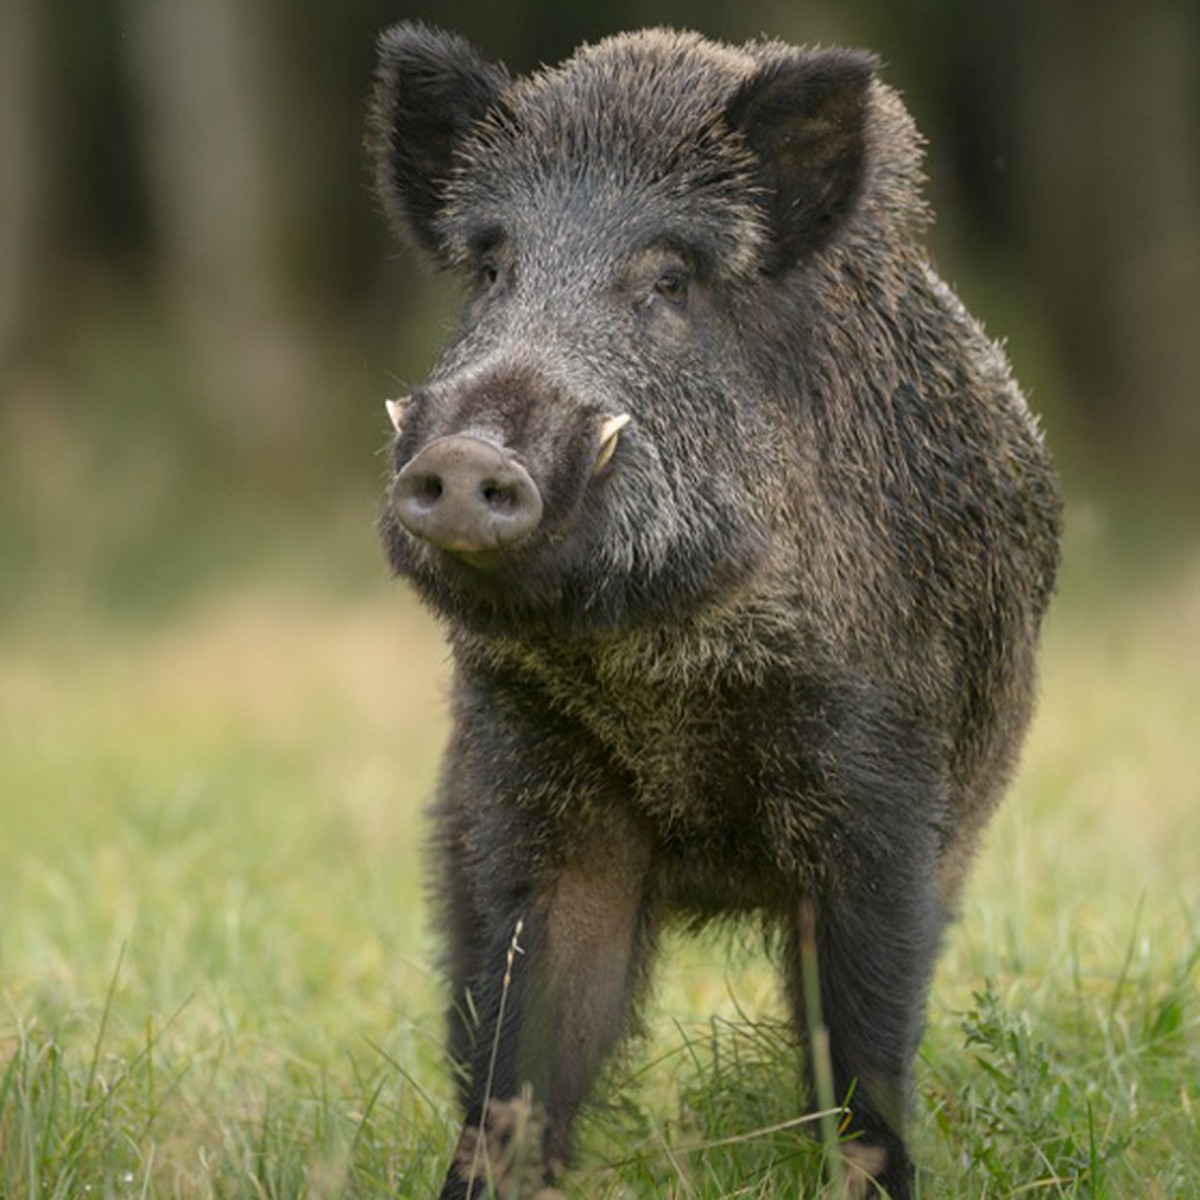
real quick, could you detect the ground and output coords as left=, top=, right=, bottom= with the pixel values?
left=1, top=502, right=1197, bottom=1198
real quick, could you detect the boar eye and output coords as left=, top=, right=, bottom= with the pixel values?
left=479, top=258, right=501, bottom=289
left=654, top=268, right=690, bottom=308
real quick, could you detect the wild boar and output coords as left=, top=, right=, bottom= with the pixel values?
left=368, top=24, right=1062, bottom=1199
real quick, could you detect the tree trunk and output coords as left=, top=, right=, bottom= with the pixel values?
left=1016, top=0, right=1200, bottom=486
left=0, top=0, right=45, bottom=369
left=121, top=0, right=324, bottom=466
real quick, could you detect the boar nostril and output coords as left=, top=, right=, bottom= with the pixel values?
left=414, top=475, right=444, bottom=506
left=481, top=480, right=520, bottom=511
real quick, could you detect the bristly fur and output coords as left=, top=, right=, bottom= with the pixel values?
left=368, top=24, right=1062, bottom=1200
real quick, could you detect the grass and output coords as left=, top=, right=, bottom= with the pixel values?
left=1, top=502, right=1198, bottom=1198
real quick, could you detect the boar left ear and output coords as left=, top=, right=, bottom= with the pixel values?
left=368, top=23, right=510, bottom=259
left=727, top=49, right=877, bottom=270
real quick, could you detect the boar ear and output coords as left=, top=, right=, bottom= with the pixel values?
left=727, top=50, right=877, bottom=269
left=368, top=23, right=510, bottom=258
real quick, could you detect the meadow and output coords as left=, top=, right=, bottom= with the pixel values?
left=1, top=496, right=1197, bottom=1198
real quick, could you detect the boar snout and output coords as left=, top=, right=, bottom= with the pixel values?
left=392, top=434, right=543, bottom=558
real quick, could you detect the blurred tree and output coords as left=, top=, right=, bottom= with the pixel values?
left=0, top=0, right=45, bottom=366
left=1013, top=0, right=1200, bottom=487
left=120, top=0, right=327, bottom=465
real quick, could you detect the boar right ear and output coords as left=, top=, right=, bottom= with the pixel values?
left=368, top=23, right=509, bottom=258
left=727, top=50, right=877, bottom=270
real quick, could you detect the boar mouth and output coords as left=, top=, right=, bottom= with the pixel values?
left=440, top=544, right=513, bottom=570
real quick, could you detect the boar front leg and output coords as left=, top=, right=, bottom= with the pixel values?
left=433, top=733, right=654, bottom=1199
left=783, top=832, right=944, bottom=1200
left=771, top=701, right=947, bottom=1200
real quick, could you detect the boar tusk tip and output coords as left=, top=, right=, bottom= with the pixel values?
left=593, top=413, right=632, bottom=474
left=386, top=396, right=409, bottom=434
left=599, top=412, right=632, bottom=439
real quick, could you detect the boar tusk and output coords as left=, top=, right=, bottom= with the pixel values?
left=593, top=413, right=632, bottom=474
left=385, top=396, right=410, bottom=434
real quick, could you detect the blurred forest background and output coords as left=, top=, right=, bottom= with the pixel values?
left=1, top=0, right=1198, bottom=624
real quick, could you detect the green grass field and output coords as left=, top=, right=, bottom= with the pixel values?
left=1, top=507, right=1197, bottom=1198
